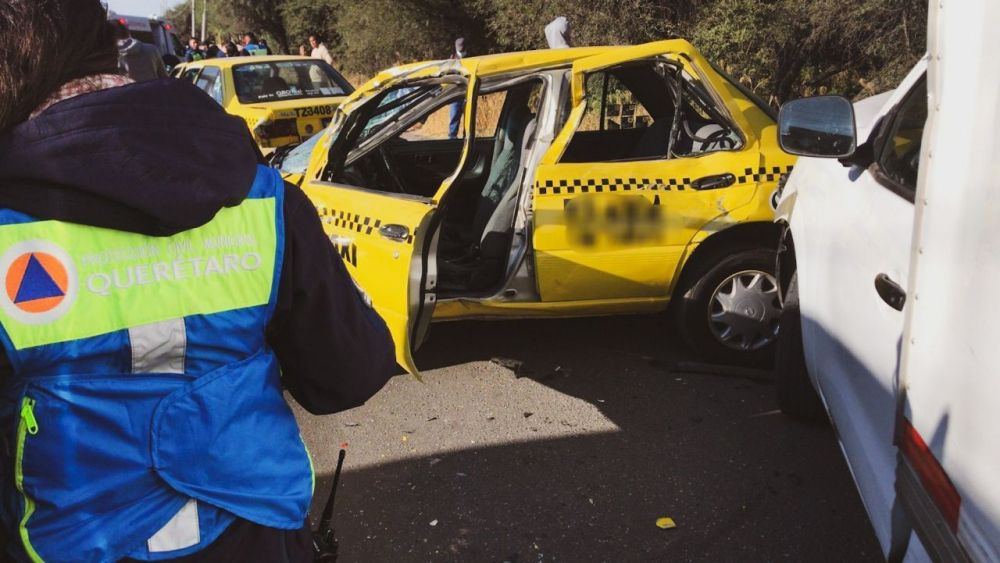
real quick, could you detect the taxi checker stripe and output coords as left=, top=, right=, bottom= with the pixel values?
left=534, top=165, right=794, bottom=196
left=314, top=206, right=414, bottom=245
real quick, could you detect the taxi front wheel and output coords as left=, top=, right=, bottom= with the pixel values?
left=673, top=247, right=780, bottom=366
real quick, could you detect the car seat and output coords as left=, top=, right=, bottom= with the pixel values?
left=632, top=119, right=671, bottom=158
left=439, top=96, right=536, bottom=291
left=261, top=76, right=290, bottom=97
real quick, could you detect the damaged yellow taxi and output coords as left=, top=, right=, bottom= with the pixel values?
left=277, top=40, right=796, bottom=373
left=174, top=55, right=353, bottom=152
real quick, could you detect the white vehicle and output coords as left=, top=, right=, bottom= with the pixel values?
left=773, top=0, right=999, bottom=561
left=107, top=11, right=182, bottom=59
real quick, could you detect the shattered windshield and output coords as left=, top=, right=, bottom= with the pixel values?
left=279, top=132, right=323, bottom=174
left=357, top=84, right=446, bottom=144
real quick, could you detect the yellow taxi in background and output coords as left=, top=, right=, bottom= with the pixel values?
left=277, top=40, right=796, bottom=373
left=172, top=56, right=353, bottom=152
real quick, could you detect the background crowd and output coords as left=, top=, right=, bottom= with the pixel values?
left=165, top=0, right=925, bottom=105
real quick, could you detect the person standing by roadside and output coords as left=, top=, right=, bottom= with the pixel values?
left=115, top=22, right=166, bottom=82
left=448, top=37, right=467, bottom=140
left=309, top=33, right=334, bottom=66
left=0, top=1, right=396, bottom=561
left=184, top=37, right=204, bottom=62
left=544, top=16, right=572, bottom=49
left=241, top=32, right=265, bottom=56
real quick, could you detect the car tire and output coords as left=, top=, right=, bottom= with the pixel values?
left=775, top=272, right=827, bottom=422
left=674, top=247, right=780, bottom=366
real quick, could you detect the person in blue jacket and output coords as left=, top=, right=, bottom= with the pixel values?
left=183, top=37, right=205, bottom=62
left=241, top=32, right=267, bottom=56
left=0, top=1, right=396, bottom=561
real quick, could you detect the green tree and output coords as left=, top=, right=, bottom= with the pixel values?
left=165, top=0, right=291, bottom=53
left=163, top=0, right=927, bottom=103
left=690, top=0, right=926, bottom=103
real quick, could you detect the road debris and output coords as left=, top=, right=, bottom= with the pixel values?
left=429, top=519, right=438, bottom=526
left=655, top=517, right=677, bottom=529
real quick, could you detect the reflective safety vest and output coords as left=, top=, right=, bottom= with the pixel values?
left=0, top=166, right=313, bottom=562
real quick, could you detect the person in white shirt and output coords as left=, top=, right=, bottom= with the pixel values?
left=545, top=16, right=572, bottom=49
left=309, top=34, right=334, bottom=67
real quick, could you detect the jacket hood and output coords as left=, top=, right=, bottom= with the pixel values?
left=0, top=79, right=260, bottom=236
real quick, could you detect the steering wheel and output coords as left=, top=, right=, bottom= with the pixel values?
left=682, top=119, right=735, bottom=150
left=377, top=144, right=409, bottom=194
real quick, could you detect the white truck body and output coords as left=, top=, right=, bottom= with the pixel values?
left=776, top=0, right=1000, bottom=560
left=899, top=0, right=1000, bottom=559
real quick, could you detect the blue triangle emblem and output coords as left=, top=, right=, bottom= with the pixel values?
left=14, top=254, right=65, bottom=303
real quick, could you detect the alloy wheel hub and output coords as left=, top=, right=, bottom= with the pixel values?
left=708, top=270, right=781, bottom=352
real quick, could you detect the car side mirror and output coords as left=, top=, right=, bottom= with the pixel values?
left=778, top=96, right=857, bottom=158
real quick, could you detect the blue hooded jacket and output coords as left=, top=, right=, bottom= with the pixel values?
left=0, top=78, right=394, bottom=561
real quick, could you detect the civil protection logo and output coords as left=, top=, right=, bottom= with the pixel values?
left=0, top=241, right=78, bottom=325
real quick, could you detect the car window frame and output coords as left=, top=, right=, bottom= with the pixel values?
left=868, top=73, right=927, bottom=203
left=194, top=66, right=223, bottom=104
left=559, top=57, right=745, bottom=164
left=181, top=67, right=202, bottom=83
left=319, top=76, right=469, bottom=202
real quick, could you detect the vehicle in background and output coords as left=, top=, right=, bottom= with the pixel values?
left=773, top=0, right=999, bottom=560
left=172, top=56, right=354, bottom=152
left=107, top=11, right=181, bottom=59
left=284, top=40, right=796, bottom=374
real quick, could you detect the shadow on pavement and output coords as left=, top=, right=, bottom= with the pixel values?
left=311, top=315, right=882, bottom=562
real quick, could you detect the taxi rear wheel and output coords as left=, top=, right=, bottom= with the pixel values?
left=673, top=247, right=779, bottom=366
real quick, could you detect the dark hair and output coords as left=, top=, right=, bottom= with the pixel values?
left=309, top=33, right=321, bottom=41
left=0, top=0, right=119, bottom=131
left=243, top=32, right=256, bottom=42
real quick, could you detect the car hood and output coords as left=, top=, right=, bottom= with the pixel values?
left=0, top=78, right=260, bottom=236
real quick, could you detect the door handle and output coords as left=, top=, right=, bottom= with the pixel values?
left=874, top=273, right=906, bottom=311
left=379, top=224, right=410, bottom=242
left=691, top=173, right=736, bottom=190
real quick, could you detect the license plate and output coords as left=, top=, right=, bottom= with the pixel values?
left=294, top=105, right=335, bottom=118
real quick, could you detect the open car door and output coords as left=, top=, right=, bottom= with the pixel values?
left=299, top=65, right=475, bottom=375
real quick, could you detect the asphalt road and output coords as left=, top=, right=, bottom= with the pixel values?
left=293, top=314, right=882, bottom=563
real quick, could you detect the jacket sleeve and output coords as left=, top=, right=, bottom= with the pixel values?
left=266, top=182, right=395, bottom=414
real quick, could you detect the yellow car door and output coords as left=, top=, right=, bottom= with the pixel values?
left=532, top=41, right=768, bottom=303
left=302, top=182, right=435, bottom=375
left=300, top=69, right=476, bottom=375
